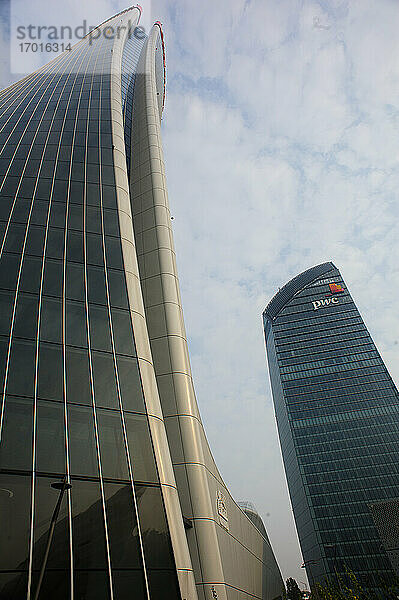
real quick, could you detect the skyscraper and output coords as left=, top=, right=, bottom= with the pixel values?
left=0, top=6, right=284, bottom=600
left=263, top=262, right=399, bottom=591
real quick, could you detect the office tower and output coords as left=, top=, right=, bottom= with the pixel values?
left=369, top=499, right=399, bottom=577
left=0, top=6, right=284, bottom=600
left=263, top=262, right=399, bottom=592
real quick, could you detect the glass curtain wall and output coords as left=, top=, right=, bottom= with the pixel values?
left=0, top=9, right=180, bottom=600
left=263, top=262, right=399, bottom=592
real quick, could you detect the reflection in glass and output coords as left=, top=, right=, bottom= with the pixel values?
left=104, top=483, right=141, bottom=569
left=89, top=304, right=112, bottom=351
left=0, top=290, right=13, bottom=336
left=0, top=571, right=28, bottom=600
left=0, top=339, right=7, bottom=385
left=13, top=293, right=39, bottom=340
left=117, top=357, right=145, bottom=413
left=87, top=233, right=104, bottom=266
left=7, top=339, right=36, bottom=397
left=66, top=262, right=85, bottom=301
left=71, top=479, right=108, bottom=570
left=40, top=297, right=62, bottom=343
left=20, top=256, right=42, bottom=293
left=32, top=476, right=69, bottom=570
left=125, top=414, right=157, bottom=483
left=43, top=259, right=63, bottom=297
left=147, top=570, right=181, bottom=600
left=0, top=253, right=20, bottom=290
left=46, top=228, right=64, bottom=260
left=49, top=202, right=66, bottom=229
left=0, top=474, right=31, bottom=571
left=68, top=405, right=98, bottom=477
left=135, top=486, right=174, bottom=569
left=111, top=309, right=135, bottom=356
left=86, top=206, right=102, bottom=234
left=66, top=300, right=88, bottom=348
left=38, top=343, right=63, bottom=401
left=67, top=231, right=84, bottom=263
left=0, top=397, right=33, bottom=471
left=87, top=264, right=107, bottom=304
left=74, top=571, right=109, bottom=600
left=96, top=409, right=129, bottom=480
left=92, top=351, right=118, bottom=409
left=66, top=347, right=91, bottom=406
left=30, top=570, right=70, bottom=600
left=25, top=225, right=45, bottom=256
left=112, top=570, right=146, bottom=600
left=105, top=236, right=123, bottom=270
left=4, top=222, right=25, bottom=253
left=11, top=197, right=29, bottom=223
left=108, top=270, right=129, bottom=308
left=36, top=400, right=66, bottom=474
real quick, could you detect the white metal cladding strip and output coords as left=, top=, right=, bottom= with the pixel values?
left=128, top=21, right=231, bottom=600
left=129, top=22, right=286, bottom=600
left=110, top=11, right=198, bottom=600
left=107, top=12, right=152, bottom=600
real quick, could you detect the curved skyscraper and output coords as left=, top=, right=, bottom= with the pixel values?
left=263, top=262, right=399, bottom=592
left=0, top=6, right=283, bottom=600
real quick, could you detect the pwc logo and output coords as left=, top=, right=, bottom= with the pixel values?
left=312, top=297, right=339, bottom=311
left=329, top=283, right=344, bottom=294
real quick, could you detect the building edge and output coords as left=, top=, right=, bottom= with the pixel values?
left=129, top=14, right=285, bottom=600
left=109, top=12, right=198, bottom=599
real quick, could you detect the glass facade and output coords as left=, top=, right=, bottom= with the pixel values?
left=0, top=8, right=181, bottom=600
left=263, top=262, right=399, bottom=592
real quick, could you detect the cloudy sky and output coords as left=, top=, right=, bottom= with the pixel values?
left=1, top=0, right=399, bottom=587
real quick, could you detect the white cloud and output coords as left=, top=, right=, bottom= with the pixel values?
left=157, top=0, right=399, bottom=584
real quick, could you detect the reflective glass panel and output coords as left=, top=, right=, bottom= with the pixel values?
left=0, top=473, right=31, bottom=570
left=13, top=293, right=39, bottom=340
left=0, top=571, right=28, bottom=600
left=117, top=357, right=145, bottom=413
left=92, top=351, right=118, bottom=409
left=66, top=347, right=91, bottom=406
left=38, top=343, right=63, bottom=401
left=135, top=486, right=174, bottom=569
left=89, top=304, right=111, bottom=351
left=68, top=405, right=98, bottom=477
left=112, top=571, right=146, bottom=600
left=96, top=409, right=129, bottom=480
left=36, top=400, right=66, bottom=474
left=0, top=290, right=13, bottom=336
left=42, top=259, right=63, bottom=298
left=74, top=571, right=109, bottom=600
left=125, top=414, right=157, bottom=483
left=7, top=339, right=36, bottom=397
left=111, top=309, right=135, bottom=356
left=103, top=483, right=141, bottom=568
left=71, top=479, right=108, bottom=570
left=40, top=297, right=62, bottom=343
left=66, top=300, right=88, bottom=348
left=32, top=475, right=69, bottom=570
left=0, top=397, right=33, bottom=471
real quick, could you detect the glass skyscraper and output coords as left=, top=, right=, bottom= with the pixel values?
left=0, top=6, right=284, bottom=600
left=263, top=262, right=399, bottom=592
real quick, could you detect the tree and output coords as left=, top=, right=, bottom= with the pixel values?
left=286, top=577, right=303, bottom=600
left=310, top=568, right=399, bottom=600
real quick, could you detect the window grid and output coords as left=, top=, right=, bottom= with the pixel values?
left=265, top=265, right=399, bottom=589
left=97, top=47, right=151, bottom=599
left=31, top=37, right=98, bottom=599
left=0, top=13, right=181, bottom=600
